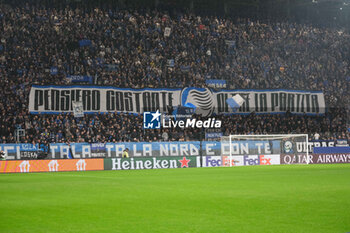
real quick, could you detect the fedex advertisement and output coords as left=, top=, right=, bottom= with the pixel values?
left=199, top=155, right=280, bottom=167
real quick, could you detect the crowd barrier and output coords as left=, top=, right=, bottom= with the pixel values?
left=1, top=153, right=349, bottom=173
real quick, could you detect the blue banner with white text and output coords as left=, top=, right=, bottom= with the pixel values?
left=2, top=140, right=347, bottom=160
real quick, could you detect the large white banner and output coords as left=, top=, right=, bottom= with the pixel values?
left=29, top=86, right=326, bottom=116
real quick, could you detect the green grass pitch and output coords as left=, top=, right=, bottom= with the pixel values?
left=0, top=164, right=349, bottom=233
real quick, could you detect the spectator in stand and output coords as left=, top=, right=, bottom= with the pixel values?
left=314, top=132, right=320, bottom=140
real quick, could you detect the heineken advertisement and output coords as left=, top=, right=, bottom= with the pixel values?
left=29, top=86, right=325, bottom=115
left=104, top=156, right=198, bottom=170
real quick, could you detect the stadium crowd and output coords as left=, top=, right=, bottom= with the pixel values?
left=0, top=109, right=348, bottom=144
left=0, top=2, right=349, bottom=143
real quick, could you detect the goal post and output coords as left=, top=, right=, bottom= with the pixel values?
left=220, top=134, right=309, bottom=167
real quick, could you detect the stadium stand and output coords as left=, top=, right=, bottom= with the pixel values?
left=0, top=1, right=349, bottom=143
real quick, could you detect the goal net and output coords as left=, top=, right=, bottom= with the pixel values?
left=220, top=134, right=309, bottom=167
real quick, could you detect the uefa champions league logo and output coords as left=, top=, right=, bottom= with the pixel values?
left=284, top=141, right=294, bottom=153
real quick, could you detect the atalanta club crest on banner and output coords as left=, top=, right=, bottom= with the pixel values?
left=283, top=141, right=294, bottom=153
left=143, top=110, right=161, bottom=129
